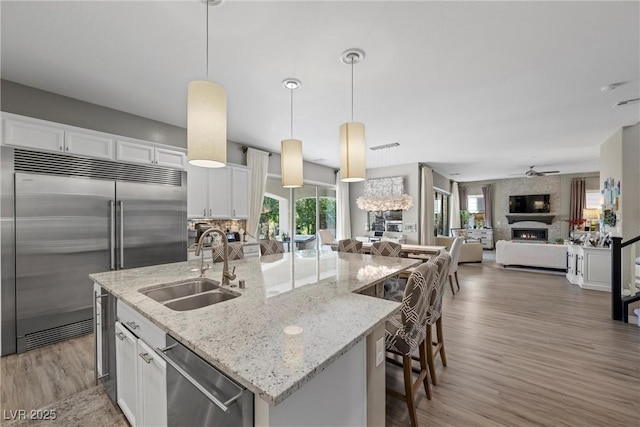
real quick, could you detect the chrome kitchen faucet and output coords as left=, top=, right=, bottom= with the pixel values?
left=194, top=228, right=236, bottom=286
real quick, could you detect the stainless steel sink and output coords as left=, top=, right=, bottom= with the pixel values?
left=140, top=278, right=240, bottom=311
left=141, top=278, right=221, bottom=303
left=164, top=291, right=239, bottom=311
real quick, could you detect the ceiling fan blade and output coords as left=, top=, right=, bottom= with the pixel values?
left=539, top=170, right=560, bottom=174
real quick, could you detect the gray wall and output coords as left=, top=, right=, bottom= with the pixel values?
left=349, top=163, right=421, bottom=244
left=1, top=79, right=336, bottom=185
left=1, top=79, right=187, bottom=147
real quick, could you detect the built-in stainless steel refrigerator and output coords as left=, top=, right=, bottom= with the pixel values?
left=1, top=147, right=187, bottom=355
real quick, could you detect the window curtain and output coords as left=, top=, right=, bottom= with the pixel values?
left=449, top=182, right=461, bottom=229
left=336, top=171, right=351, bottom=239
left=419, top=165, right=435, bottom=245
left=570, top=178, right=586, bottom=225
left=459, top=185, right=468, bottom=211
left=482, top=184, right=493, bottom=228
left=246, top=148, right=270, bottom=238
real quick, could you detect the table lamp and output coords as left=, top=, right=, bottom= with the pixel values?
left=582, top=208, right=600, bottom=231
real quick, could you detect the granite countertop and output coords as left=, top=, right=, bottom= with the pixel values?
left=90, top=251, right=418, bottom=405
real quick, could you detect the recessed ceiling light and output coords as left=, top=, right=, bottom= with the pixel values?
left=601, top=81, right=628, bottom=92
left=450, top=173, right=460, bottom=176
left=613, top=98, right=639, bottom=107
left=208, top=0, right=225, bottom=6
left=313, top=158, right=326, bottom=162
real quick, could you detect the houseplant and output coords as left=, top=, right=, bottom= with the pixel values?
left=460, top=210, right=471, bottom=228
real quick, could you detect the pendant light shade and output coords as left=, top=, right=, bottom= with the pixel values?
left=280, top=78, right=303, bottom=188
left=339, top=48, right=366, bottom=182
left=281, top=138, right=303, bottom=188
left=187, top=80, right=227, bottom=168
left=339, top=122, right=365, bottom=182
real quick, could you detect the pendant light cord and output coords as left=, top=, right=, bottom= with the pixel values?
left=290, top=87, right=294, bottom=139
left=350, top=55, right=354, bottom=122
left=206, top=1, right=209, bottom=79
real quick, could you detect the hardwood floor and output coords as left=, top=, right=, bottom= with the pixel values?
left=386, top=260, right=640, bottom=427
left=0, top=334, right=126, bottom=427
left=1, top=334, right=94, bottom=413
left=2, top=258, right=639, bottom=426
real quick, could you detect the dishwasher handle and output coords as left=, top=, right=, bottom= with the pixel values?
left=155, top=345, right=244, bottom=413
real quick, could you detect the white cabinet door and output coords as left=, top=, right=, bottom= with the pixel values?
left=136, top=340, right=167, bottom=427
left=65, top=131, right=114, bottom=159
left=116, top=322, right=139, bottom=427
left=231, top=166, right=251, bottom=219
left=3, top=119, right=64, bottom=152
left=209, top=167, right=231, bottom=218
left=187, top=164, right=210, bottom=218
left=116, top=140, right=155, bottom=165
left=155, top=147, right=186, bottom=169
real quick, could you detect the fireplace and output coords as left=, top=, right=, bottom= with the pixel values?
left=511, top=228, right=548, bottom=242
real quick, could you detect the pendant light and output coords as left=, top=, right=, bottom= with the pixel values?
left=339, top=48, right=366, bottom=182
left=281, top=78, right=304, bottom=188
left=187, top=0, right=227, bottom=168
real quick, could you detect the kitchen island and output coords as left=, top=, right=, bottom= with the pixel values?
left=90, top=250, right=419, bottom=426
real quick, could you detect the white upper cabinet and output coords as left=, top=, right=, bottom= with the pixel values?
left=116, top=141, right=186, bottom=169
left=155, top=147, right=186, bottom=169
left=209, top=167, right=232, bottom=219
left=65, top=131, right=114, bottom=159
left=1, top=113, right=186, bottom=170
left=3, top=118, right=65, bottom=152
left=231, top=166, right=250, bottom=219
left=187, top=164, right=210, bottom=218
left=187, top=164, right=251, bottom=219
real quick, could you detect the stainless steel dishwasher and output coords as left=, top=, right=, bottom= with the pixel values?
left=156, top=336, right=253, bottom=426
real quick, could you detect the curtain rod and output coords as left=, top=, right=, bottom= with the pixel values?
left=241, top=146, right=272, bottom=156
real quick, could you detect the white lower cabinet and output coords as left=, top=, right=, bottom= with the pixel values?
left=566, top=245, right=611, bottom=292
left=137, top=339, right=167, bottom=427
left=115, top=319, right=167, bottom=427
left=116, top=322, right=139, bottom=426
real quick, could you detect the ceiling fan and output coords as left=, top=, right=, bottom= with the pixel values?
left=524, top=165, right=560, bottom=177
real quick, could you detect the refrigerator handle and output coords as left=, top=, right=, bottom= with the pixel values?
left=110, top=201, right=115, bottom=270
left=119, top=200, right=124, bottom=269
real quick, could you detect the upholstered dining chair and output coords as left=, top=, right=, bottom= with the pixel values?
left=211, top=242, right=245, bottom=263
left=337, top=239, right=363, bottom=254
left=447, top=237, right=464, bottom=294
left=385, top=262, right=438, bottom=427
left=371, top=241, right=402, bottom=257
left=260, top=239, right=284, bottom=256
left=318, top=229, right=337, bottom=249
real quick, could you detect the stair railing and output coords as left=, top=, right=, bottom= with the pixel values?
left=611, top=235, right=640, bottom=322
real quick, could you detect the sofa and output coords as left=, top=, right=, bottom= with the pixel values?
left=435, top=236, right=483, bottom=263
left=495, top=240, right=567, bottom=270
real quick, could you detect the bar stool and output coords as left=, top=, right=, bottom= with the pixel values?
left=385, top=262, right=438, bottom=427
left=425, top=253, right=451, bottom=386
left=337, top=239, right=363, bottom=254
left=260, top=239, right=284, bottom=256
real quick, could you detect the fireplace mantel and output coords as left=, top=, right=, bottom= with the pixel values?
left=505, top=214, right=554, bottom=225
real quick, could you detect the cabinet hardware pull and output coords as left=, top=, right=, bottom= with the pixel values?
left=139, top=353, right=153, bottom=364
left=126, top=321, right=139, bottom=330
left=117, top=332, right=125, bottom=341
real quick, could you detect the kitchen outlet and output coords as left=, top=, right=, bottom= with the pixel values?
left=375, top=337, right=384, bottom=367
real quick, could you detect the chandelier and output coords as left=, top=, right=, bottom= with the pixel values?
left=355, top=176, right=414, bottom=211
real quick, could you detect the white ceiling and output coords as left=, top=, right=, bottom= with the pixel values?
left=1, top=1, right=639, bottom=182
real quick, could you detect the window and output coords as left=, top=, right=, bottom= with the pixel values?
left=434, top=191, right=449, bottom=236
left=467, top=195, right=484, bottom=213
left=585, top=190, right=600, bottom=209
